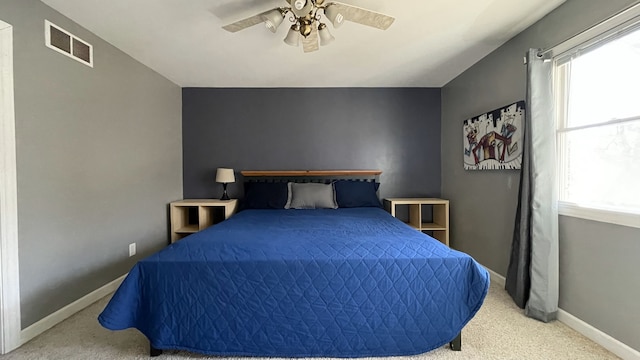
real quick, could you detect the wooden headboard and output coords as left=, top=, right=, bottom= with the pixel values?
left=240, top=170, right=382, bottom=183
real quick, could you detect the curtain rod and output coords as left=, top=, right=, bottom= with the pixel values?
left=538, top=1, right=640, bottom=58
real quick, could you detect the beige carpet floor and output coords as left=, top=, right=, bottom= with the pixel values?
left=2, top=282, right=618, bottom=360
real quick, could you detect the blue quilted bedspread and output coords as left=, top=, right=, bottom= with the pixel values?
left=99, top=208, right=489, bottom=357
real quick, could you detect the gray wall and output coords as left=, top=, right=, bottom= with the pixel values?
left=441, top=0, right=640, bottom=351
left=182, top=88, right=441, bottom=201
left=0, top=0, right=183, bottom=328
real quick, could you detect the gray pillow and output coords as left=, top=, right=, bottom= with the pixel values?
left=284, top=182, right=338, bottom=209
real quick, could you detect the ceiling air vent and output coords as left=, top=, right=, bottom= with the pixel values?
left=45, top=20, right=93, bottom=67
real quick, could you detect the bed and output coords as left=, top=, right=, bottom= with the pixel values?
left=98, top=170, right=489, bottom=357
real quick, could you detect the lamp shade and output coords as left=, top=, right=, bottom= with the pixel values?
left=324, top=5, right=344, bottom=28
left=216, top=168, right=235, bottom=183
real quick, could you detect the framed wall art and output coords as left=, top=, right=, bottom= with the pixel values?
left=463, top=101, right=525, bottom=170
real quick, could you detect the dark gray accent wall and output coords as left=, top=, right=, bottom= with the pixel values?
left=182, top=88, right=441, bottom=201
left=0, top=0, right=182, bottom=328
left=441, top=0, right=640, bottom=351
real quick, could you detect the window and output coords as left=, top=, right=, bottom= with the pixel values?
left=555, top=25, right=640, bottom=228
left=45, top=20, right=93, bottom=67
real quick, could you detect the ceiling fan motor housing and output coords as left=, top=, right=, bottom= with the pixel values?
left=299, top=19, right=313, bottom=37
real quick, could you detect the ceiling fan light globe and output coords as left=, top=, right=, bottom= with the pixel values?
left=284, top=26, right=301, bottom=47
left=318, top=23, right=335, bottom=46
left=294, top=0, right=306, bottom=10
left=261, top=9, right=285, bottom=33
left=291, top=0, right=313, bottom=17
left=265, top=22, right=274, bottom=32
left=324, top=5, right=344, bottom=28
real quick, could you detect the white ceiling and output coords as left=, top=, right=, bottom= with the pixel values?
left=41, top=0, right=565, bottom=87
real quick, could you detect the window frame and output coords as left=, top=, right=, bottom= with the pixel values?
left=553, top=24, right=640, bottom=229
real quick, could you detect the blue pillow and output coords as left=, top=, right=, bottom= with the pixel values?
left=334, top=180, right=382, bottom=208
left=243, top=182, right=288, bottom=209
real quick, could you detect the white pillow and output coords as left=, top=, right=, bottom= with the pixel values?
left=284, top=182, right=338, bottom=209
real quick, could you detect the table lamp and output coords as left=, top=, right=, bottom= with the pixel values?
left=215, top=168, right=235, bottom=200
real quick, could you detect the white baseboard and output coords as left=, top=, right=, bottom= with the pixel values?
left=557, top=309, right=640, bottom=360
left=20, top=274, right=127, bottom=346
left=482, top=264, right=639, bottom=360
left=483, top=266, right=506, bottom=287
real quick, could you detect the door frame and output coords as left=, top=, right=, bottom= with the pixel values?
left=0, top=19, right=22, bottom=354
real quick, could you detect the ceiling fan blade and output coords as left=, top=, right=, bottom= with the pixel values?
left=222, top=10, right=272, bottom=33
left=302, top=23, right=319, bottom=53
left=330, top=2, right=395, bottom=30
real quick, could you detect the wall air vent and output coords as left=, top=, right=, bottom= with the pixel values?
left=45, top=20, right=93, bottom=67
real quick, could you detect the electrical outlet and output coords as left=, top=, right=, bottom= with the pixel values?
left=129, top=243, right=136, bottom=257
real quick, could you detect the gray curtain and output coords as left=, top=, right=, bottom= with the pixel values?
left=505, top=49, right=559, bottom=323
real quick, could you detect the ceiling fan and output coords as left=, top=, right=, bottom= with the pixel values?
left=222, top=0, right=395, bottom=53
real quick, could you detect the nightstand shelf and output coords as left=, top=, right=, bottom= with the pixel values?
left=420, top=223, right=447, bottom=230
left=175, top=224, right=199, bottom=234
left=384, top=198, right=450, bottom=246
left=170, top=199, right=238, bottom=243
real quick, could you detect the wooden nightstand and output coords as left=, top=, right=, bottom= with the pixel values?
left=169, top=199, right=238, bottom=243
left=384, top=198, right=450, bottom=246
